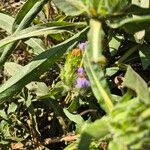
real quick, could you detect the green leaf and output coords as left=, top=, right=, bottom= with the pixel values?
left=64, top=142, right=76, bottom=150
left=4, top=62, right=49, bottom=96
left=104, top=0, right=130, bottom=13
left=106, top=67, right=119, bottom=76
left=0, top=0, right=48, bottom=67
left=63, top=108, right=84, bottom=128
left=24, top=91, right=40, bottom=136
left=0, top=109, right=8, bottom=120
left=39, top=81, right=65, bottom=99
left=84, top=19, right=113, bottom=113
left=116, top=45, right=138, bottom=64
left=0, top=22, right=84, bottom=48
left=78, top=117, right=109, bottom=150
left=26, top=82, right=49, bottom=97
left=0, top=28, right=88, bottom=104
left=12, top=0, right=48, bottom=32
left=139, top=44, right=150, bottom=70
left=52, top=0, right=84, bottom=16
left=0, top=12, right=14, bottom=33
left=128, top=4, right=150, bottom=16
left=108, top=140, right=128, bottom=150
left=109, top=15, right=150, bottom=33
left=67, top=97, right=79, bottom=113
left=110, top=97, right=139, bottom=118
left=0, top=13, right=47, bottom=56
left=0, top=120, right=11, bottom=138
left=4, top=62, right=23, bottom=76
left=25, top=38, right=47, bottom=55
left=109, top=36, right=123, bottom=56
left=123, top=66, right=150, bottom=104
left=7, top=103, right=17, bottom=114
left=140, top=108, right=150, bottom=120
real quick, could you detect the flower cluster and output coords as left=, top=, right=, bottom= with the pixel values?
left=76, top=67, right=90, bottom=88
left=78, top=42, right=87, bottom=51
left=71, top=48, right=81, bottom=57
left=71, top=42, right=87, bottom=57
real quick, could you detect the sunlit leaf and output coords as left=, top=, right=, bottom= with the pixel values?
left=0, top=0, right=48, bottom=67
left=64, top=108, right=84, bottom=129
left=0, top=22, right=85, bottom=48
left=25, top=38, right=47, bottom=55
left=84, top=19, right=113, bottom=113
left=0, top=13, right=14, bottom=33
left=0, top=28, right=88, bottom=104
left=78, top=117, right=109, bottom=150
left=52, top=0, right=84, bottom=16
left=7, top=103, right=17, bottom=114
left=123, top=66, right=150, bottom=104
left=12, top=0, right=49, bottom=32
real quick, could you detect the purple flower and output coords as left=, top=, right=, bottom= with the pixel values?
left=77, top=67, right=84, bottom=74
left=76, top=77, right=90, bottom=88
left=77, top=67, right=85, bottom=77
left=79, top=42, right=87, bottom=51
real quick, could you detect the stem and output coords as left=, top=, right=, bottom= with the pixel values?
left=116, top=45, right=139, bottom=64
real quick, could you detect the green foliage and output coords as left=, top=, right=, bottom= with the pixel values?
left=0, top=28, right=88, bottom=103
left=84, top=19, right=113, bottom=113
left=0, top=0, right=150, bottom=149
left=60, top=51, right=81, bottom=87
left=78, top=66, right=150, bottom=150
left=52, top=0, right=84, bottom=16
left=0, top=13, right=14, bottom=33
left=139, top=44, right=150, bottom=70
left=123, top=66, right=150, bottom=104
left=78, top=117, right=109, bottom=149
left=0, top=0, right=48, bottom=67
left=0, top=22, right=85, bottom=48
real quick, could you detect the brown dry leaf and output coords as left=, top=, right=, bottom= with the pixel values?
left=11, top=142, right=24, bottom=150
left=114, top=75, right=124, bottom=89
left=100, top=141, right=108, bottom=150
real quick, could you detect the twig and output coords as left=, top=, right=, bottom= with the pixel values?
left=43, top=133, right=77, bottom=145
left=80, top=109, right=97, bottom=116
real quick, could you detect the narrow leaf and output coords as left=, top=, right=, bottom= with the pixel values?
left=0, top=0, right=48, bottom=67
left=52, top=0, right=83, bottom=16
left=0, top=13, right=14, bottom=33
left=128, top=4, right=150, bottom=15
left=0, top=23, right=83, bottom=48
left=109, top=15, right=150, bottom=33
left=25, top=38, right=47, bottom=55
left=0, top=28, right=88, bottom=104
left=63, top=109, right=84, bottom=128
left=4, top=62, right=23, bottom=76
left=0, top=13, right=47, bottom=56
left=84, top=19, right=113, bottom=113
left=12, top=0, right=48, bottom=32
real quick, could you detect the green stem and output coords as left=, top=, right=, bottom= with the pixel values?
left=116, top=45, right=139, bottom=64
